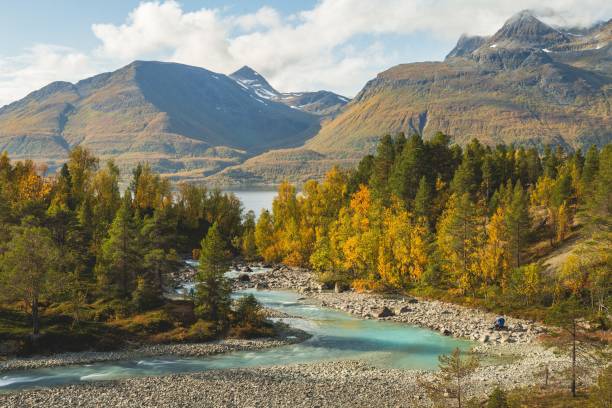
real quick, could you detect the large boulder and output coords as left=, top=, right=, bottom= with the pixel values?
left=395, top=305, right=412, bottom=314
left=238, top=274, right=250, bottom=282
left=371, top=306, right=395, bottom=318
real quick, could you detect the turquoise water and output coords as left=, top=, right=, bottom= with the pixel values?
left=0, top=289, right=471, bottom=392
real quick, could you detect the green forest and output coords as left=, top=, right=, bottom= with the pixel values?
left=254, top=133, right=611, bottom=321
left=0, top=148, right=268, bottom=354
left=0, top=133, right=610, bottom=356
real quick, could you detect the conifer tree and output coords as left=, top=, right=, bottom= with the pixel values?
left=389, top=133, right=425, bottom=203
left=369, top=134, right=396, bottom=200
left=194, top=223, right=231, bottom=326
left=504, top=182, right=530, bottom=268
left=95, top=193, right=141, bottom=298
left=414, top=176, right=433, bottom=225
left=436, top=193, right=482, bottom=294
left=581, top=145, right=599, bottom=194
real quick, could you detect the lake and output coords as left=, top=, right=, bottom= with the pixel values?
left=227, top=190, right=277, bottom=215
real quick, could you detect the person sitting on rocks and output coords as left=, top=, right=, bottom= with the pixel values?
left=494, top=316, right=506, bottom=331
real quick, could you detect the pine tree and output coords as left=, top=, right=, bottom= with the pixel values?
left=194, top=223, right=231, bottom=326
left=525, top=147, right=542, bottom=185
left=369, top=134, right=396, bottom=200
left=414, top=176, right=433, bottom=225
left=504, top=182, right=530, bottom=268
left=436, top=193, right=482, bottom=294
left=95, top=193, right=141, bottom=298
left=389, top=133, right=425, bottom=203
left=581, top=145, right=600, bottom=193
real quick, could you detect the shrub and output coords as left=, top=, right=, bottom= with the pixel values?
left=186, top=319, right=216, bottom=341
left=487, top=387, right=510, bottom=408
left=588, top=365, right=612, bottom=408
left=233, top=295, right=263, bottom=326
left=132, top=276, right=162, bottom=312
left=111, top=310, right=174, bottom=334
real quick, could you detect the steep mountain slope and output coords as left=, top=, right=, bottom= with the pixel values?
left=230, top=66, right=349, bottom=117
left=0, top=61, right=320, bottom=175
left=306, top=12, right=611, bottom=156
left=211, top=12, right=612, bottom=186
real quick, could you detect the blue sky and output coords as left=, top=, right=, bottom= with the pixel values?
left=0, top=0, right=610, bottom=106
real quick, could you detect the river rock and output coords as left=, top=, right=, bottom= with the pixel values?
left=440, top=328, right=452, bottom=336
left=395, top=306, right=412, bottom=314
left=371, top=306, right=395, bottom=318
left=238, top=274, right=251, bottom=282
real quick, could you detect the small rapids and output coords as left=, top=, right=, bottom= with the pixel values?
left=0, top=289, right=471, bottom=392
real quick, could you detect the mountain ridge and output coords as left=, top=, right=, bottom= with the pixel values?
left=0, top=60, right=324, bottom=176
left=209, top=11, right=612, bottom=186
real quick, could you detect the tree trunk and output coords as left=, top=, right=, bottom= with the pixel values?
left=457, top=375, right=462, bottom=408
left=571, top=320, right=576, bottom=397
left=516, top=223, right=521, bottom=268
left=32, top=296, right=40, bottom=336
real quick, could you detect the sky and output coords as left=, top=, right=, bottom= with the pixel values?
left=0, top=0, right=610, bottom=106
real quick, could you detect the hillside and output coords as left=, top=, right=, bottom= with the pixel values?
left=212, top=12, right=611, bottom=186
left=0, top=61, right=321, bottom=176
left=308, top=12, right=611, bottom=154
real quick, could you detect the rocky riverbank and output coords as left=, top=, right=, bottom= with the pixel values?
left=234, top=266, right=545, bottom=345
left=0, top=356, right=574, bottom=408
left=0, top=265, right=595, bottom=407
left=0, top=328, right=308, bottom=373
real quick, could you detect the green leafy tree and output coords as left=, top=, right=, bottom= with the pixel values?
left=240, top=210, right=258, bottom=261
left=0, top=225, right=60, bottom=336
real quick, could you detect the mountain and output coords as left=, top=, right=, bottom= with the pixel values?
left=230, top=66, right=349, bottom=117
left=211, top=11, right=612, bottom=186
left=0, top=61, right=322, bottom=176
left=446, top=34, right=488, bottom=58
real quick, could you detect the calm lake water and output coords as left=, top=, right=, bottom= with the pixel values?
left=227, top=190, right=277, bottom=215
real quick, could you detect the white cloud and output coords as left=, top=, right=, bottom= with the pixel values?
left=89, top=0, right=612, bottom=97
left=0, top=45, right=96, bottom=107
left=0, top=0, right=610, bottom=106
